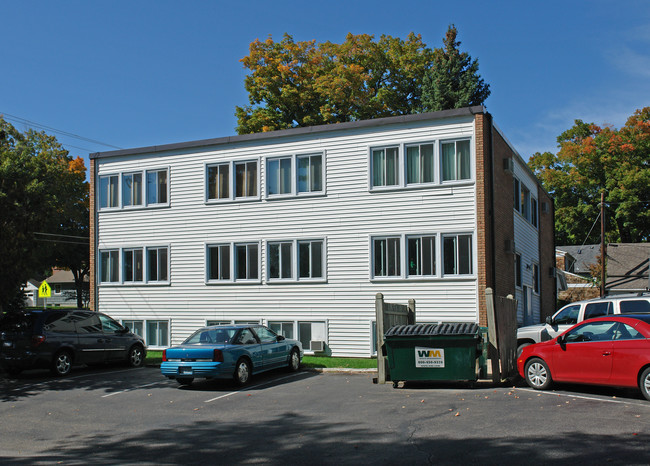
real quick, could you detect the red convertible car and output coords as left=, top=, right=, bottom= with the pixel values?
left=518, top=315, right=650, bottom=400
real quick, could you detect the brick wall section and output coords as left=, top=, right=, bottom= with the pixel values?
left=89, top=157, right=96, bottom=311
left=537, top=185, right=557, bottom=320
left=474, top=113, right=492, bottom=327
left=490, top=128, right=517, bottom=301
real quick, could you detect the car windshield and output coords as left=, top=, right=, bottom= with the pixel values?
left=184, top=328, right=237, bottom=344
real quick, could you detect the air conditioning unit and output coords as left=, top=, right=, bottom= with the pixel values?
left=503, top=157, right=514, bottom=175
left=504, top=239, right=515, bottom=254
left=310, top=340, right=325, bottom=352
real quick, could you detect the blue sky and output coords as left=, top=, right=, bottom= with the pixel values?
left=2, top=0, right=649, bottom=173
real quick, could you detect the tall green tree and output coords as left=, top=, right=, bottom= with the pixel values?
left=0, top=118, right=89, bottom=312
left=421, top=25, right=490, bottom=112
left=235, top=32, right=434, bottom=134
left=528, top=107, right=650, bottom=245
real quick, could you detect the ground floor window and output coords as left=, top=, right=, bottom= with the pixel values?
left=121, top=319, right=144, bottom=338
left=269, top=321, right=295, bottom=339
left=207, top=320, right=231, bottom=326
left=146, top=320, right=169, bottom=347
left=298, top=321, right=327, bottom=351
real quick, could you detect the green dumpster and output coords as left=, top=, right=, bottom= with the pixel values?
left=384, top=323, right=482, bottom=387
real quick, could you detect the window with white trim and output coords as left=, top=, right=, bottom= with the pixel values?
left=298, top=240, right=324, bottom=279
left=146, top=169, right=168, bottom=205
left=146, top=320, right=169, bottom=347
left=513, top=178, right=520, bottom=212
left=521, top=185, right=530, bottom=220
left=442, top=234, right=473, bottom=275
left=298, top=321, right=326, bottom=351
left=122, top=172, right=143, bottom=207
left=267, top=157, right=292, bottom=196
left=99, top=175, right=119, bottom=209
left=122, top=320, right=144, bottom=338
left=123, top=248, right=144, bottom=282
left=147, top=247, right=169, bottom=282
left=373, top=237, right=401, bottom=277
left=441, top=140, right=471, bottom=181
left=235, top=161, right=258, bottom=198
left=235, top=243, right=259, bottom=280
left=207, top=244, right=230, bottom=281
left=268, top=241, right=293, bottom=280
left=531, top=197, right=538, bottom=228
left=269, top=321, right=295, bottom=339
left=371, top=146, right=399, bottom=188
left=297, top=154, right=323, bottom=193
left=207, top=163, right=230, bottom=200
left=406, top=143, right=434, bottom=185
left=407, top=235, right=436, bottom=276
left=99, top=250, right=119, bottom=283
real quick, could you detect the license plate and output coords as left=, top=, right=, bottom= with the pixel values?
left=179, top=367, right=192, bottom=375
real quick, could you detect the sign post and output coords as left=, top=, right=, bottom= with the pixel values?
left=38, top=281, right=51, bottom=309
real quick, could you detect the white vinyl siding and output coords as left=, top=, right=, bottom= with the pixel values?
left=95, top=116, right=481, bottom=357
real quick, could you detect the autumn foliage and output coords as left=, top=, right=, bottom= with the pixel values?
left=529, top=107, right=650, bottom=245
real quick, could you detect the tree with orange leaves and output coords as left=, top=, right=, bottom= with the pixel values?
left=529, top=107, right=650, bottom=245
left=0, top=117, right=89, bottom=311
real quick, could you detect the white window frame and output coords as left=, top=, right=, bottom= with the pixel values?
left=297, top=239, right=325, bottom=281
left=121, top=172, right=144, bottom=208
left=121, top=319, right=144, bottom=338
left=406, top=234, right=437, bottom=278
left=206, top=243, right=231, bottom=282
left=123, top=247, right=144, bottom=283
left=298, top=320, right=327, bottom=353
left=268, top=321, right=295, bottom=339
left=146, top=246, right=170, bottom=284
left=531, top=196, right=539, bottom=228
left=267, top=240, right=294, bottom=281
left=440, top=139, right=472, bottom=182
left=145, top=168, right=169, bottom=207
left=266, top=156, right=294, bottom=197
left=234, top=159, right=260, bottom=200
left=371, top=236, right=402, bottom=279
left=370, top=145, right=400, bottom=189
left=99, top=249, right=120, bottom=283
left=405, top=142, right=436, bottom=186
left=98, top=174, right=119, bottom=210
left=441, top=233, right=474, bottom=276
left=145, top=320, right=169, bottom=348
left=234, top=242, right=261, bottom=282
left=206, top=162, right=231, bottom=201
left=296, top=153, right=325, bottom=195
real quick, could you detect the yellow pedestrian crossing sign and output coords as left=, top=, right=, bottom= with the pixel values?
left=39, top=281, right=51, bottom=298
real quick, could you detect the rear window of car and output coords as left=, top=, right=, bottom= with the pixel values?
left=619, top=300, right=650, bottom=314
left=584, top=301, right=614, bottom=319
left=0, top=313, right=37, bottom=332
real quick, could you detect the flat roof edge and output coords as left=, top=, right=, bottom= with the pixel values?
left=90, top=106, right=486, bottom=159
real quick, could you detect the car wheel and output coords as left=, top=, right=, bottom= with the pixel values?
left=127, top=345, right=145, bottom=368
left=524, top=358, right=552, bottom=390
left=517, top=342, right=532, bottom=357
left=177, top=378, right=194, bottom=386
left=639, top=367, right=650, bottom=401
left=234, top=358, right=251, bottom=386
left=51, top=350, right=72, bottom=376
left=287, top=348, right=300, bottom=372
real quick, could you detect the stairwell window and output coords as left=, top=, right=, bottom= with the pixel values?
left=441, top=140, right=471, bottom=181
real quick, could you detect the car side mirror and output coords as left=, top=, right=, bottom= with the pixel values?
left=119, top=326, right=129, bottom=334
left=545, top=316, right=553, bottom=325
left=277, top=335, right=285, bottom=341
left=557, top=334, right=566, bottom=347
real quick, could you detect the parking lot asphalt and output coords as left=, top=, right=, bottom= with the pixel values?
left=1, top=366, right=650, bottom=465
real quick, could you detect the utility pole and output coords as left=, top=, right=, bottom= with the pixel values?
left=600, top=192, right=606, bottom=298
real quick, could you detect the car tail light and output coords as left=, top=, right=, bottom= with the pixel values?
left=213, top=349, right=224, bottom=362
left=162, top=349, right=167, bottom=362
left=31, top=335, right=46, bottom=347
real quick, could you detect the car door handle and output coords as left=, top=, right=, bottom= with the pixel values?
left=602, top=351, right=611, bottom=356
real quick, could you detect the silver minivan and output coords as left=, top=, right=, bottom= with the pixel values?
left=516, top=293, right=650, bottom=355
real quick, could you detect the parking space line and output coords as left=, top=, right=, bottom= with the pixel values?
left=101, top=381, right=163, bottom=398
left=517, top=387, right=650, bottom=407
left=204, top=372, right=307, bottom=403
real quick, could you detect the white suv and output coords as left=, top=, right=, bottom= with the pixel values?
left=516, top=293, right=650, bottom=355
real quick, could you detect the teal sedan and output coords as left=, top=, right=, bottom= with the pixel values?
left=161, top=324, right=303, bottom=386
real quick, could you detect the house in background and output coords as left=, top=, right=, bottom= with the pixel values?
left=22, top=279, right=40, bottom=307
left=89, top=106, right=555, bottom=355
left=556, top=243, right=650, bottom=304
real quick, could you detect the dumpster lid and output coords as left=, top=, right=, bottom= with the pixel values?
left=385, top=322, right=479, bottom=337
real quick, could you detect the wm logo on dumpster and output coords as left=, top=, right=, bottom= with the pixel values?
left=415, top=347, right=445, bottom=368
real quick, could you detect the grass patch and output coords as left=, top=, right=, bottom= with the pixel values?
left=145, top=350, right=376, bottom=370
left=301, top=356, right=376, bottom=369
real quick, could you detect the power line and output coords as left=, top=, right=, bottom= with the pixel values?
left=34, top=232, right=89, bottom=241
left=0, top=111, right=123, bottom=150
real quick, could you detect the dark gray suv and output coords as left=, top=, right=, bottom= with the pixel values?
left=0, top=309, right=146, bottom=376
